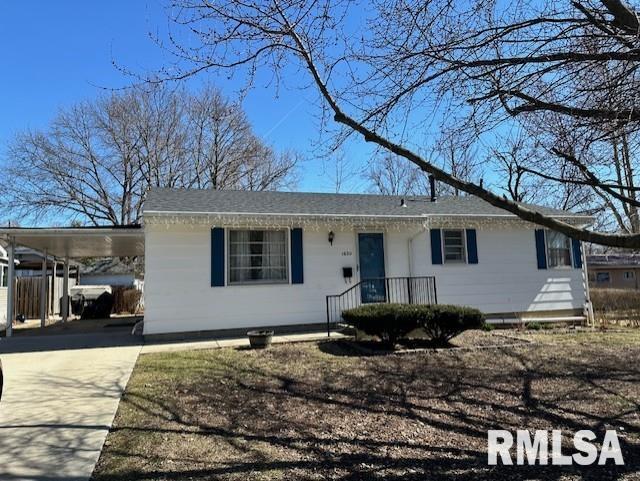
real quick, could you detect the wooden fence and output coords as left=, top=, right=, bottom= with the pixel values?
left=15, top=276, right=76, bottom=319
left=12, top=275, right=146, bottom=319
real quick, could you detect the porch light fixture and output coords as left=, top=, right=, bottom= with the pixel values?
left=328, top=231, right=335, bottom=245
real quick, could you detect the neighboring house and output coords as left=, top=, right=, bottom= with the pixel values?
left=587, top=254, right=640, bottom=290
left=79, top=258, right=142, bottom=288
left=12, top=247, right=80, bottom=278
left=0, top=246, right=8, bottom=287
left=142, top=188, right=592, bottom=336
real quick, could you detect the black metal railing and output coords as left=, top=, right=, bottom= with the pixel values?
left=326, top=276, right=437, bottom=335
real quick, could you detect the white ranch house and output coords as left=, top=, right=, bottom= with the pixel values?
left=0, top=188, right=592, bottom=337
left=142, top=188, right=591, bottom=336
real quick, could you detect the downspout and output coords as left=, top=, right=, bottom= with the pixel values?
left=581, top=242, right=593, bottom=326
left=408, top=224, right=428, bottom=278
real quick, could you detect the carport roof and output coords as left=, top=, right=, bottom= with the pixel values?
left=0, top=225, right=144, bottom=258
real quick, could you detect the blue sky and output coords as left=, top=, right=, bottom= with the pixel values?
left=0, top=1, right=373, bottom=193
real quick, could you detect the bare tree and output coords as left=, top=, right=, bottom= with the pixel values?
left=185, top=86, right=295, bottom=190
left=325, top=149, right=358, bottom=193
left=432, top=136, right=483, bottom=197
left=495, top=113, right=640, bottom=234
left=152, top=0, right=640, bottom=247
left=494, top=138, right=535, bottom=204
left=2, top=85, right=297, bottom=225
left=367, top=135, right=482, bottom=197
left=367, top=154, right=428, bottom=196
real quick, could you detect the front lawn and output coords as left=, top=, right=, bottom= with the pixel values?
left=93, top=330, right=640, bottom=480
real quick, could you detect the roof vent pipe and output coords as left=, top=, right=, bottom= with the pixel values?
left=429, top=175, right=437, bottom=202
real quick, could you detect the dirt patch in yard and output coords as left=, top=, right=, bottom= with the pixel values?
left=322, top=329, right=529, bottom=356
left=93, top=330, right=640, bottom=480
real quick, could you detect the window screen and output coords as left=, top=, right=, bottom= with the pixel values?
left=443, top=230, right=466, bottom=263
left=228, top=230, right=288, bottom=284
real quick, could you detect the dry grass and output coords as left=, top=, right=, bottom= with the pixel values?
left=111, top=287, right=143, bottom=315
left=93, top=330, right=640, bottom=481
left=591, top=288, right=640, bottom=327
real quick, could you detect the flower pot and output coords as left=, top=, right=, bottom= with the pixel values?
left=247, top=330, right=274, bottom=349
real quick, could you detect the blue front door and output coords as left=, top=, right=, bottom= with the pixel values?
left=358, top=233, right=386, bottom=303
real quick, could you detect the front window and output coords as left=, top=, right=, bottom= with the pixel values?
left=1, top=265, right=7, bottom=287
left=596, top=272, right=610, bottom=284
left=624, top=271, right=635, bottom=279
left=228, top=230, right=288, bottom=284
left=546, top=231, right=572, bottom=268
left=443, top=229, right=466, bottom=263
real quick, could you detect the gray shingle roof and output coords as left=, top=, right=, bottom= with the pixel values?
left=79, top=258, right=134, bottom=276
left=587, top=254, right=640, bottom=267
left=143, top=188, right=589, bottom=219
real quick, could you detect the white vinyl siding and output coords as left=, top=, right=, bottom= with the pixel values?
left=143, top=224, right=586, bottom=335
left=418, top=228, right=585, bottom=315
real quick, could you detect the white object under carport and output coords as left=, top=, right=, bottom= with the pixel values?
left=0, top=226, right=144, bottom=337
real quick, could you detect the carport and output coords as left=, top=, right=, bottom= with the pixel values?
left=0, top=226, right=144, bottom=337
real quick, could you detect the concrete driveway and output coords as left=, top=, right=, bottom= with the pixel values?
left=0, top=333, right=141, bottom=481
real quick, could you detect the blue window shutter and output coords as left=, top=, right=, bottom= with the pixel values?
left=291, top=228, right=304, bottom=284
left=535, top=229, right=547, bottom=269
left=466, top=229, right=478, bottom=264
left=211, top=228, right=225, bottom=287
left=430, top=229, right=443, bottom=265
left=571, top=238, right=583, bottom=269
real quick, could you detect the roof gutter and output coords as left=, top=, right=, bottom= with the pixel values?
left=143, top=210, right=593, bottom=221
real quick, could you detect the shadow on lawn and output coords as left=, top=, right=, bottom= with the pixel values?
left=318, top=339, right=452, bottom=357
left=92, top=343, right=640, bottom=481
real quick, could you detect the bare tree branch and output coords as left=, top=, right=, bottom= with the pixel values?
left=1, top=84, right=298, bottom=225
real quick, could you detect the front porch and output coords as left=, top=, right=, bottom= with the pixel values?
left=326, top=276, right=438, bottom=334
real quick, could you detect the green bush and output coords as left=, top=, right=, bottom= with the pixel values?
left=482, top=322, right=495, bottom=332
left=420, top=305, right=485, bottom=344
left=342, top=304, right=419, bottom=345
left=342, top=303, right=485, bottom=346
left=526, top=321, right=542, bottom=330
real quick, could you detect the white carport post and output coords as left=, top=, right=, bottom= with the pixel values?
left=6, top=238, right=15, bottom=337
left=62, top=257, right=69, bottom=323
left=51, top=260, right=57, bottom=317
left=40, top=249, right=47, bottom=328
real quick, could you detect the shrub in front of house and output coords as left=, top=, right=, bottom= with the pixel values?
left=419, top=305, right=485, bottom=344
left=342, top=303, right=419, bottom=345
left=342, top=303, right=485, bottom=346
